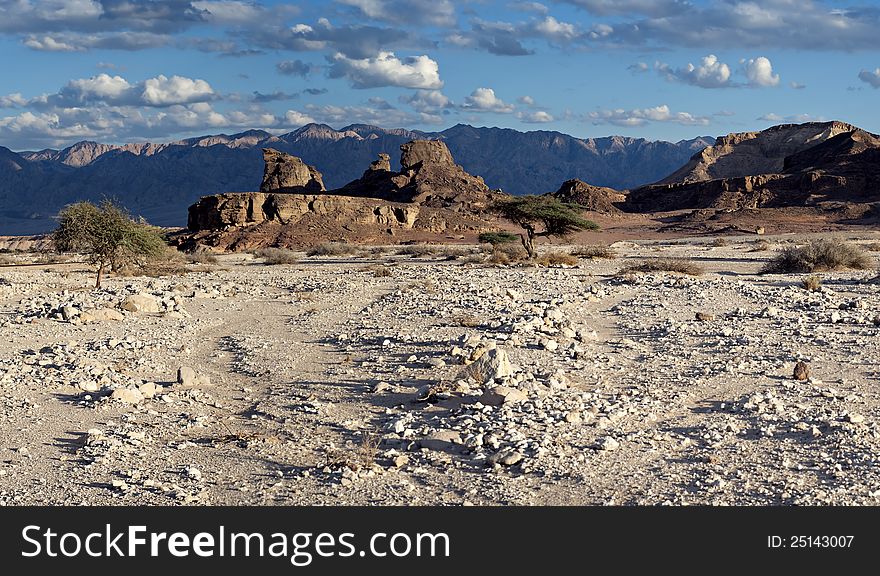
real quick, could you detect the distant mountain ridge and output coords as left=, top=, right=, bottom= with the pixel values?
left=0, top=123, right=713, bottom=234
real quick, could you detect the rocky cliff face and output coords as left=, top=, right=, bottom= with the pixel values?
left=657, top=121, right=857, bottom=185
left=626, top=125, right=880, bottom=212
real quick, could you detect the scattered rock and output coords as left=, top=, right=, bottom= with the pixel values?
left=479, top=386, right=527, bottom=407
left=121, top=293, right=161, bottom=314
left=793, top=361, right=811, bottom=381
left=177, top=366, right=211, bottom=388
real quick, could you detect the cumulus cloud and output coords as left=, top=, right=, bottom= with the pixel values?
left=857, top=68, right=880, bottom=88
left=283, top=110, right=317, bottom=126
left=533, top=16, right=579, bottom=42
left=276, top=59, right=314, bottom=77
left=251, top=91, right=300, bottom=103
left=742, top=56, right=780, bottom=87
left=20, top=73, right=217, bottom=109
left=462, top=88, right=515, bottom=113
left=588, top=104, right=710, bottom=127
left=657, top=54, right=732, bottom=88
left=328, top=51, right=443, bottom=89
left=518, top=95, right=535, bottom=105
left=400, top=90, right=452, bottom=113
left=141, top=75, right=217, bottom=106
left=627, top=62, right=649, bottom=73
left=517, top=110, right=554, bottom=123
left=257, top=18, right=426, bottom=60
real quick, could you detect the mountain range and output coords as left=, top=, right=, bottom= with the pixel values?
left=0, top=124, right=712, bottom=234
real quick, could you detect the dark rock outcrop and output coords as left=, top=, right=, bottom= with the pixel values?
left=260, top=148, right=325, bottom=193
left=550, top=179, right=626, bottom=214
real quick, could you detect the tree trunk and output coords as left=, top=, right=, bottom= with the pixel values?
left=520, top=230, right=536, bottom=259
left=95, top=263, right=104, bottom=289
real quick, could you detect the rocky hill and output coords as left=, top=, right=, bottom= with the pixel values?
left=625, top=122, right=880, bottom=213
left=548, top=179, right=626, bottom=214
left=657, top=121, right=856, bottom=184
left=1, top=124, right=711, bottom=234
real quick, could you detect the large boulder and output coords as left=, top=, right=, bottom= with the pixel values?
left=400, top=140, right=456, bottom=171
left=260, top=148, right=325, bottom=193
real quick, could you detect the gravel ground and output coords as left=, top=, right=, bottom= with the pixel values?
left=1, top=233, right=879, bottom=506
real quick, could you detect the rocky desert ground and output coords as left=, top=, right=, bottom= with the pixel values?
left=1, top=232, right=880, bottom=506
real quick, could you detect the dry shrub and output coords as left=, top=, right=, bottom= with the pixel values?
left=617, top=258, right=704, bottom=276
left=489, top=243, right=528, bottom=265
left=709, top=238, right=729, bottom=247
left=536, top=252, right=579, bottom=267
left=187, top=251, right=218, bottom=264
left=801, top=275, right=822, bottom=292
left=748, top=239, right=771, bottom=252
left=306, top=242, right=358, bottom=257
left=325, top=431, right=380, bottom=472
left=396, top=244, right=443, bottom=257
left=571, top=244, right=616, bottom=260
left=366, top=264, right=393, bottom=277
left=762, top=239, right=872, bottom=273
left=864, top=242, right=880, bottom=252
left=122, top=247, right=188, bottom=277
left=256, top=247, right=299, bottom=264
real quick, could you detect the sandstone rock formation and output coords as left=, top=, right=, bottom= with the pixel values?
left=549, top=179, right=626, bottom=214
left=184, top=140, right=501, bottom=249
left=625, top=123, right=880, bottom=213
left=260, top=148, right=325, bottom=193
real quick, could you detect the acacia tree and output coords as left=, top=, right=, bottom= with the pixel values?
left=52, top=201, right=167, bottom=288
left=492, top=195, right=598, bottom=258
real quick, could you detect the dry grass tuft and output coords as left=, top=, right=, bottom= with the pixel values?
left=762, top=239, right=872, bottom=273
left=536, top=252, right=579, bottom=267
left=187, top=251, right=218, bottom=264
left=801, top=275, right=823, bottom=292
left=570, top=244, right=617, bottom=260
left=617, top=258, right=704, bottom=276
left=365, top=264, right=393, bottom=277
left=255, top=247, right=299, bottom=264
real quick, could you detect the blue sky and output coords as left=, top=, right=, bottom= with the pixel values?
left=1, top=0, right=879, bottom=150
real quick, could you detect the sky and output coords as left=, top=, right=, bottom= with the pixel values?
left=0, top=0, right=879, bottom=151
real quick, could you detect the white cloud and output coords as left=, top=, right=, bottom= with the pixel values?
left=858, top=68, right=880, bottom=88
left=141, top=75, right=216, bottom=106
left=518, top=95, right=535, bottom=105
left=23, top=35, right=80, bottom=52
left=589, top=104, right=710, bottom=127
left=657, top=54, right=731, bottom=88
left=66, top=74, right=133, bottom=102
left=0, top=93, right=29, bottom=108
left=329, top=51, right=443, bottom=89
left=517, top=110, right=554, bottom=123
left=790, top=81, right=806, bottom=90
left=462, top=88, right=515, bottom=113
left=400, top=90, right=452, bottom=113
left=534, top=16, right=579, bottom=42
left=742, top=56, right=780, bottom=86
left=284, top=110, right=317, bottom=126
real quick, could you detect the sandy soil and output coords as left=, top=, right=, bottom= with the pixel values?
left=1, top=231, right=880, bottom=506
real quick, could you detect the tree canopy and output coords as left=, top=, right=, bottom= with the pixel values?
left=53, top=201, right=167, bottom=288
left=492, top=195, right=598, bottom=258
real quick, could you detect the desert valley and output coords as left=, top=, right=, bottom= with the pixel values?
left=1, top=119, right=879, bottom=505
